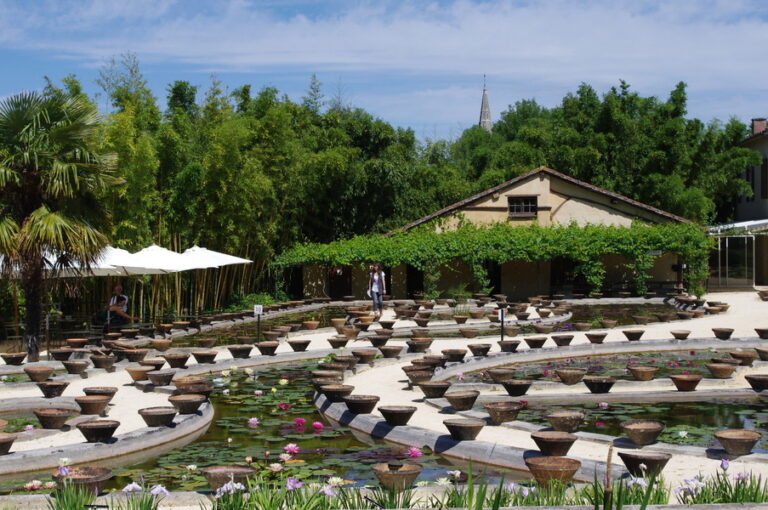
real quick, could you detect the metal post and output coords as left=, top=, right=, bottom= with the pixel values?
left=499, top=308, right=505, bottom=343
left=257, top=313, right=261, bottom=341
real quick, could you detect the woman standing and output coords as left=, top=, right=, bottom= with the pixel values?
left=368, top=263, right=386, bottom=320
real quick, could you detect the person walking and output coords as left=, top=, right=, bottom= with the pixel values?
left=368, top=263, right=386, bottom=320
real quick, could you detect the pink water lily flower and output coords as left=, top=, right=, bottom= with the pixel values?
left=407, top=447, right=423, bottom=459
left=247, top=417, right=260, bottom=428
left=294, top=418, right=307, bottom=427
left=312, top=421, right=325, bottom=430
left=276, top=403, right=291, bottom=410
left=283, top=443, right=301, bottom=454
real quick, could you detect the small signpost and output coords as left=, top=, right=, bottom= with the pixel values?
left=254, top=304, right=263, bottom=340
left=498, top=308, right=505, bottom=343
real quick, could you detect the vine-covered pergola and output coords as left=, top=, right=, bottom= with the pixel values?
left=273, top=222, right=713, bottom=297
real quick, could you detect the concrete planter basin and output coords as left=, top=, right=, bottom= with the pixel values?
left=586, top=333, right=607, bottom=344
left=378, top=406, right=417, bottom=426
left=621, top=419, right=665, bottom=446
left=583, top=376, right=615, bottom=394
left=618, top=451, right=671, bottom=477
left=320, top=384, right=354, bottom=403
left=343, top=395, right=380, bottom=414
left=24, top=365, right=54, bottom=382
left=669, top=374, right=703, bottom=391
left=192, top=350, right=217, bottom=364
left=139, top=406, right=177, bottom=427
left=484, top=401, right=524, bottom=425
left=628, top=366, right=658, bottom=381
left=372, top=463, right=421, bottom=491
left=34, top=408, right=71, bottom=429
left=418, top=381, right=451, bottom=399
left=442, top=349, right=467, bottom=362
left=77, top=420, right=120, bottom=443
left=552, top=335, right=574, bottom=347
left=500, top=379, right=533, bottom=396
left=378, top=345, right=403, bottom=358
left=706, top=363, right=736, bottom=379
left=525, top=457, right=580, bottom=486
left=488, top=368, right=516, bottom=383
left=444, top=418, right=485, bottom=440
left=546, top=410, right=584, bottom=433
left=444, top=390, right=479, bottom=411
left=531, top=430, right=577, bottom=456
left=169, top=394, right=207, bottom=414
left=715, top=429, right=761, bottom=456
left=37, top=381, right=69, bottom=398
left=75, top=395, right=111, bottom=416
left=467, top=344, right=491, bottom=357
left=498, top=340, right=520, bottom=352
left=147, top=369, right=176, bottom=386
left=556, top=368, right=586, bottom=386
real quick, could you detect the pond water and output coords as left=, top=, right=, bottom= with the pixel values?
left=501, top=398, right=768, bottom=452
left=557, top=303, right=677, bottom=329
left=171, top=306, right=348, bottom=347
left=106, top=361, right=522, bottom=491
left=463, top=349, right=716, bottom=383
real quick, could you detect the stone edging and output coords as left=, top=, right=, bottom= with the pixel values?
left=434, top=337, right=768, bottom=380
left=0, top=402, right=214, bottom=477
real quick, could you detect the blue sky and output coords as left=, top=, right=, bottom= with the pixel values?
left=1, top=0, right=766, bottom=139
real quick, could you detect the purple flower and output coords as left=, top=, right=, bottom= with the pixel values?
left=24, top=424, right=34, bottom=431
left=122, top=482, right=143, bottom=493
left=57, top=466, right=70, bottom=477
left=286, top=477, right=304, bottom=491
left=319, top=485, right=336, bottom=497
left=598, top=402, right=609, bottom=410
left=150, top=485, right=169, bottom=497
left=720, top=458, right=730, bottom=471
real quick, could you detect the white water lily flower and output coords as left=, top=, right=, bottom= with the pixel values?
left=58, top=458, right=71, bottom=467
left=230, top=365, right=238, bottom=371
left=328, top=477, right=345, bottom=486
left=244, top=368, right=254, bottom=375
left=678, top=430, right=688, bottom=438
left=435, top=478, right=452, bottom=486
left=416, top=480, right=431, bottom=487
left=186, top=464, right=197, bottom=471
left=221, top=370, right=231, bottom=377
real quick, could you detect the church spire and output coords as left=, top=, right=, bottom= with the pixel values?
left=479, top=75, right=492, bottom=132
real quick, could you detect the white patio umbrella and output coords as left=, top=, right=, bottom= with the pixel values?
left=127, top=244, right=190, bottom=274
left=180, top=245, right=253, bottom=269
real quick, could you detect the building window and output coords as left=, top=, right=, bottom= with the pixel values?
left=508, top=196, right=538, bottom=217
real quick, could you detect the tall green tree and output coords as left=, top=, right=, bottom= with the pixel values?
left=0, top=92, right=117, bottom=359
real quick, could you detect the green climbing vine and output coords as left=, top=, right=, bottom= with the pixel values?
left=272, top=222, right=713, bottom=296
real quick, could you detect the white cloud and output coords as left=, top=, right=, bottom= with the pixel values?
left=1, top=0, right=766, bottom=133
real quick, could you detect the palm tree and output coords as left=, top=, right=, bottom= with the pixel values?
left=0, top=91, right=118, bottom=361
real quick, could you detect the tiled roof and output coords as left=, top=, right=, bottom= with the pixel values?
left=397, top=166, right=690, bottom=231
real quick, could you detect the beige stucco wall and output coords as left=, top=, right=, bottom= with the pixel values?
left=302, top=265, right=326, bottom=298
left=433, top=172, right=674, bottom=232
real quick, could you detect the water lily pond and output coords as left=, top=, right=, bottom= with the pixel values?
left=505, top=399, right=768, bottom=452
left=563, top=303, right=677, bottom=328
left=463, top=349, right=716, bottom=383
left=171, top=306, right=348, bottom=347
left=109, top=361, right=518, bottom=491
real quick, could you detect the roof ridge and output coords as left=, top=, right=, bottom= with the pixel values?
left=395, top=166, right=689, bottom=232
